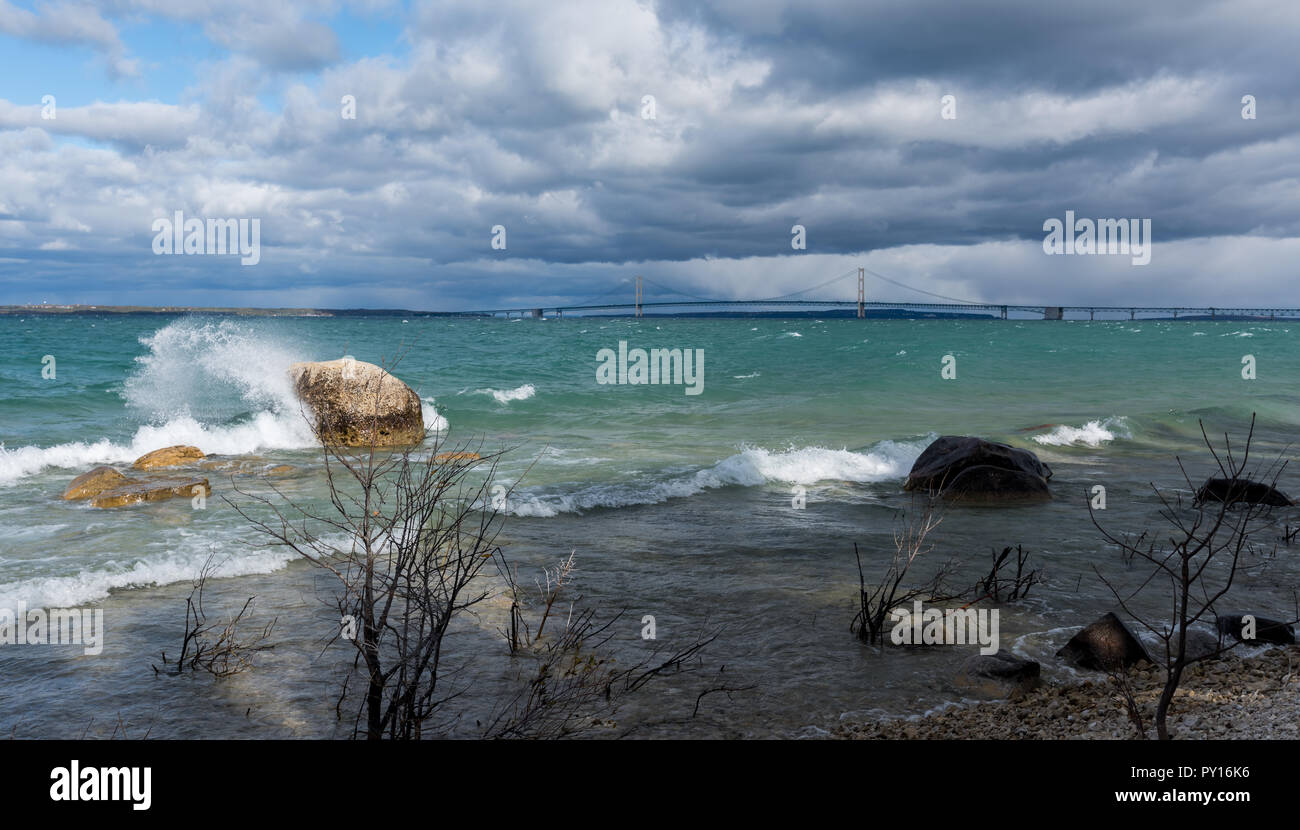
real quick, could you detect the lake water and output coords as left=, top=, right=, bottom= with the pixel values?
left=1, top=313, right=1296, bottom=737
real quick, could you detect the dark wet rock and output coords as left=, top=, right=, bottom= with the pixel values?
left=1217, top=614, right=1296, bottom=646
left=942, top=464, right=1052, bottom=503
left=1183, top=626, right=1224, bottom=661
left=1056, top=612, right=1153, bottom=671
left=1195, top=477, right=1292, bottom=507
left=904, top=436, right=1051, bottom=503
left=955, top=651, right=1042, bottom=699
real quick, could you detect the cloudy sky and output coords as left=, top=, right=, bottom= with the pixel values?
left=0, top=0, right=1297, bottom=310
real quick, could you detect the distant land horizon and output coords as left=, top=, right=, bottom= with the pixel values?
left=0, top=303, right=1290, bottom=322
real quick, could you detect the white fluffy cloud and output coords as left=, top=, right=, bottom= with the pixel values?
left=0, top=0, right=1298, bottom=308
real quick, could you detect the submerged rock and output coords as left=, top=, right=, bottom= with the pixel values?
left=199, top=455, right=265, bottom=473
left=1183, top=626, right=1224, bottom=661
left=1056, top=612, right=1153, bottom=671
left=289, top=358, right=424, bottom=448
left=434, top=452, right=481, bottom=463
left=90, top=477, right=210, bottom=508
left=1195, top=477, right=1292, bottom=508
left=62, top=466, right=129, bottom=500
left=132, top=445, right=205, bottom=471
left=1217, top=614, right=1296, bottom=646
left=954, top=652, right=1041, bottom=699
left=904, top=436, right=1052, bottom=503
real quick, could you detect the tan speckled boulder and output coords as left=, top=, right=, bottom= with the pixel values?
left=132, top=445, right=205, bottom=471
left=289, top=358, right=424, bottom=448
left=90, top=476, right=210, bottom=508
left=62, top=466, right=130, bottom=500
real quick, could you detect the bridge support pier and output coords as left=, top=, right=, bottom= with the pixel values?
left=1089, top=308, right=1094, bottom=321
left=1000, top=305, right=1007, bottom=320
left=1130, top=309, right=1135, bottom=320
left=1043, top=306, right=1064, bottom=320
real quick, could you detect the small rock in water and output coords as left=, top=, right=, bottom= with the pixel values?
left=1183, top=626, right=1224, bottom=661
left=954, top=652, right=1042, bottom=699
left=1056, top=612, right=1153, bottom=671
left=434, top=452, right=481, bottom=463
left=1217, top=614, right=1296, bottom=646
left=132, top=445, right=205, bottom=471
left=90, top=477, right=210, bottom=508
left=62, top=466, right=129, bottom=500
left=1195, top=477, right=1292, bottom=507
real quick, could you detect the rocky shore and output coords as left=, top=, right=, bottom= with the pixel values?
left=838, top=647, right=1300, bottom=740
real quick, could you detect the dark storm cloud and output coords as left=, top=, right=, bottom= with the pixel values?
left=0, top=0, right=1298, bottom=308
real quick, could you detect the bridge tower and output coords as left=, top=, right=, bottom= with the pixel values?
left=857, top=268, right=865, bottom=318
left=635, top=275, right=643, bottom=318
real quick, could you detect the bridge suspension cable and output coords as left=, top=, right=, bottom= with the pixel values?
left=567, top=278, right=634, bottom=307
left=859, top=266, right=985, bottom=305
left=635, top=268, right=860, bottom=304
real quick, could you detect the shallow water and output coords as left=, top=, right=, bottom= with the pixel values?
left=2, top=313, right=1298, bottom=737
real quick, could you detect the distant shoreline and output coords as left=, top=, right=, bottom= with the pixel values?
left=0, top=304, right=990, bottom=320
left=0, top=304, right=1281, bottom=321
left=0, top=305, right=457, bottom=318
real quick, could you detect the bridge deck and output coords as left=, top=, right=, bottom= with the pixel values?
left=464, top=300, right=1300, bottom=317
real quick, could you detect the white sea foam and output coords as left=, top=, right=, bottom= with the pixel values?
left=472, top=383, right=536, bottom=404
left=421, top=398, right=449, bottom=431
left=0, top=319, right=325, bottom=486
left=1031, top=417, right=1130, bottom=447
left=500, top=438, right=931, bottom=517
left=0, top=543, right=297, bottom=613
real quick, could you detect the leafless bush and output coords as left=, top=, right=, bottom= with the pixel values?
left=1091, top=415, right=1299, bottom=739
left=1106, top=665, right=1147, bottom=739
left=851, top=498, right=963, bottom=644
left=482, top=552, right=740, bottom=739
left=152, top=553, right=275, bottom=678
left=973, top=544, right=1042, bottom=603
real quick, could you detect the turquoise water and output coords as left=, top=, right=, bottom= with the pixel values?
left=2, top=313, right=1299, bottom=737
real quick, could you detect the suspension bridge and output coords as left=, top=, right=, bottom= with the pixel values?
left=461, top=268, right=1300, bottom=321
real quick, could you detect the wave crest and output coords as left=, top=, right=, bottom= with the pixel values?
left=501, top=438, right=930, bottom=517
left=1031, top=417, right=1130, bottom=447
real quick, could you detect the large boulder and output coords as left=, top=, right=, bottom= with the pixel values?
left=1195, top=477, right=1292, bottom=508
left=1056, top=612, right=1153, bottom=671
left=1216, top=614, right=1296, bottom=646
left=90, top=477, right=210, bottom=508
left=133, top=445, right=205, bottom=471
left=289, top=358, right=424, bottom=448
left=62, top=466, right=129, bottom=500
left=904, top=436, right=1052, bottom=503
left=954, top=652, right=1041, bottom=699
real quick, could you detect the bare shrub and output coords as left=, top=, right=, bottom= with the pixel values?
left=152, top=553, right=275, bottom=678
